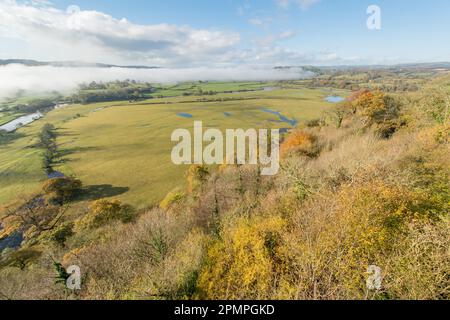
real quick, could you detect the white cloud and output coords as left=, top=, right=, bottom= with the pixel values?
left=0, top=64, right=316, bottom=100
left=0, top=0, right=365, bottom=70
left=228, top=45, right=358, bottom=67
left=276, top=0, right=321, bottom=10
left=0, top=0, right=240, bottom=66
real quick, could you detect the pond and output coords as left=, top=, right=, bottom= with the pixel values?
left=0, top=112, right=43, bottom=132
left=177, top=113, right=193, bottom=119
left=325, top=96, right=345, bottom=103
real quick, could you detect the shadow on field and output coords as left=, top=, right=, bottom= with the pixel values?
left=56, top=146, right=101, bottom=164
left=77, top=184, right=130, bottom=201
left=57, top=130, right=79, bottom=137
left=0, top=131, right=26, bottom=147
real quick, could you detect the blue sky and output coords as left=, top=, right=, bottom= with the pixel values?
left=1, top=0, right=449, bottom=66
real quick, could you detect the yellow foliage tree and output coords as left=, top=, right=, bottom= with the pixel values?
left=197, top=216, right=286, bottom=299
left=159, top=189, right=185, bottom=210
left=187, top=165, right=210, bottom=193
left=316, top=180, right=445, bottom=297
left=351, top=90, right=400, bottom=125
left=76, top=199, right=135, bottom=230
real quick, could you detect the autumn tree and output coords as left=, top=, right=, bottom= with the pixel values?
left=42, top=177, right=82, bottom=205
left=280, top=130, right=319, bottom=158
left=76, top=199, right=135, bottom=230
left=187, top=165, right=210, bottom=192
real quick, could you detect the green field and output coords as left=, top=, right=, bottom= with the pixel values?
left=0, top=85, right=346, bottom=208
left=146, top=81, right=274, bottom=98
left=0, top=113, right=19, bottom=126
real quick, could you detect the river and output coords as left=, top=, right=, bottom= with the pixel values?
left=0, top=112, right=44, bottom=132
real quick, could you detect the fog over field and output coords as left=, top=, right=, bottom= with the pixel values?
left=0, top=64, right=313, bottom=100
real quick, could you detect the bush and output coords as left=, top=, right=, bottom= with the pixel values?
left=197, top=217, right=285, bottom=299
left=419, top=87, right=450, bottom=124
left=48, top=222, right=75, bottom=247
left=382, top=221, right=450, bottom=299
left=305, top=118, right=323, bottom=128
left=2, top=248, right=42, bottom=270
left=77, top=199, right=135, bottom=230
left=160, top=190, right=185, bottom=210
left=187, top=165, right=210, bottom=192
left=42, top=177, right=82, bottom=204
left=288, top=180, right=447, bottom=299
left=280, top=130, right=320, bottom=158
left=351, top=90, right=400, bottom=125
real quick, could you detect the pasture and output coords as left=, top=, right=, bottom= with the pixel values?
left=0, top=84, right=346, bottom=208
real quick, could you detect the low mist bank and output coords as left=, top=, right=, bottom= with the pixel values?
left=0, top=64, right=314, bottom=101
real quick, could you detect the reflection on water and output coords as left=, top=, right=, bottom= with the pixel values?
left=326, top=96, right=345, bottom=103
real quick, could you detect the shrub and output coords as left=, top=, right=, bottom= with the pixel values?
left=382, top=221, right=450, bottom=299
left=48, top=222, right=75, bottom=247
left=197, top=216, right=286, bottom=299
left=308, top=181, right=445, bottom=297
left=351, top=90, right=400, bottom=126
left=2, top=248, right=42, bottom=270
left=305, top=118, right=323, bottom=128
left=0, top=266, right=61, bottom=300
left=280, top=130, right=319, bottom=158
left=159, top=190, right=185, bottom=210
left=131, top=229, right=207, bottom=300
left=419, top=87, right=450, bottom=124
left=76, top=199, right=135, bottom=230
left=42, top=177, right=82, bottom=204
left=328, top=102, right=353, bottom=128
left=187, top=165, right=210, bottom=192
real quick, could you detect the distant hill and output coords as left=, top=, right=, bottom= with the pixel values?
left=276, top=62, right=450, bottom=72
left=0, top=59, right=48, bottom=66
left=0, top=59, right=159, bottom=69
left=394, top=62, right=450, bottom=70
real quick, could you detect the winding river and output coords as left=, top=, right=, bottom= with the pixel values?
left=0, top=112, right=43, bottom=132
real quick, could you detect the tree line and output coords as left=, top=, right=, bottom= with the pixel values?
left=70, top=81, right=155, bottom=104
left=38, top=124, right=58, bottom=175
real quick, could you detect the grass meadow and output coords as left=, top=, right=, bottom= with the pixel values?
left=0, top=85, right=345, bottom=208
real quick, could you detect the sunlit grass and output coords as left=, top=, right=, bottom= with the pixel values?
left=0, top=86, right=342, bottom=208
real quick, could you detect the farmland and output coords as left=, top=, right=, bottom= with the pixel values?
left=0, top=83, right=345, bottom=208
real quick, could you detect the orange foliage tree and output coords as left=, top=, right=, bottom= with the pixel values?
left=280, top=130, right=319, bottom=159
